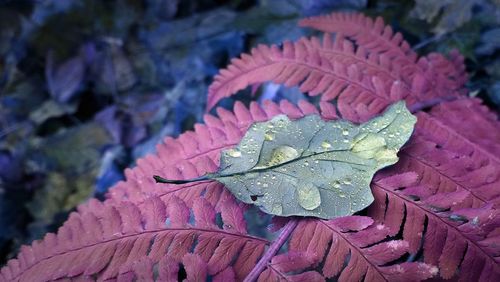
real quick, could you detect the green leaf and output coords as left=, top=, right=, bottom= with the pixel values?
left=156, top=102, right=416, bottom=219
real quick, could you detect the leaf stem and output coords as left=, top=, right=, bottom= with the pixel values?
left=153, top=175, right=209, bottom=184
left=244, top=218, right=299, bottom=282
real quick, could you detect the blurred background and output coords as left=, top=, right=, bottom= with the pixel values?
left=0, top=0, right=499, bottom=265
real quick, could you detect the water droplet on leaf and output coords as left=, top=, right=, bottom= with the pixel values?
left=272, top=203, right=283, bottom=214
left=263, top=145, right=299, bottom=167
left=321, top=141, right=331, bottom=149
left=264, top=131, right=274, bottom=141
left=227, top=149, right=242, bottom=158
left=296, top=183, right=321, bottom=210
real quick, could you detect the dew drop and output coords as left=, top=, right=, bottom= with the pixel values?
left=265, top=145, right=299, bottom=166
left=226, top=149, right=242, bottom=158
left=271, top=203, right=283, bottom=214
left=342, top=129, right=349, bottom=136
left=296, top=183, right=321, bottom=210
left=321, top=141, right=332, bottom=149
left=264, top=131, right=274, bottom=141
left=262, top=183, right=269, bottom=188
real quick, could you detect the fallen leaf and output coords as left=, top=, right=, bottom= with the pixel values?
left=156, top=102, right=417, bottom=219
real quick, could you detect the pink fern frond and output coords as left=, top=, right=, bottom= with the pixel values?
left=0, top=194, right=267, bottom=282
left=392, top=99, right=500, bottom=209
left=207, top=37, right=394, bottom=116
left=299, top=12, right=415, bottom=61
left=286, top=217, right=437, bottom=281
left=371, top=172, right=500, bottom=280
left=299, top=12, right=467, bottom=93
left=207, top=32, right=462, bottom=122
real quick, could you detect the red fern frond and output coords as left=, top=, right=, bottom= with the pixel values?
left=286, top=217, right=437, bottom=281
left=370, top=172, right=500, bottom=280
left=299, top=12, right=467, bottom=92
left=299, top=12, right=416, bottom=61
left=208, top=37, right=398, bottom=121
left=207, top=36, right=395, bottom=117
left=207, top=36, right=463, bottom=123
left=398, top=99, right=500, bottom=209
left=0, top=194, right=267, bottom=281
left=207, top=12, right=468, bottom=120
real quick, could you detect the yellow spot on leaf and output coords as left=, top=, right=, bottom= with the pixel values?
left=352, top=133, right=387, bottom=159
